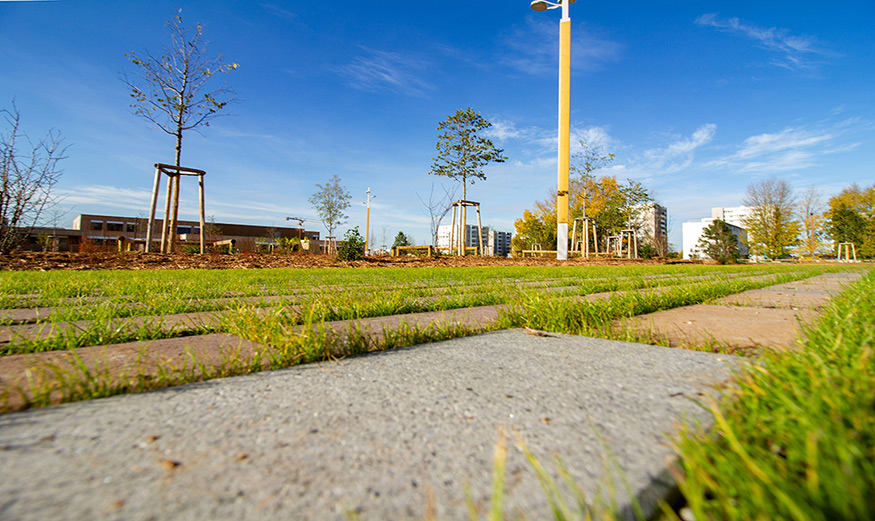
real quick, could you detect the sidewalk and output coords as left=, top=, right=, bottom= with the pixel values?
left=0, top=330, right=738, bottom=521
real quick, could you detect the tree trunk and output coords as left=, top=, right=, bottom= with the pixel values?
left=168, top=131, right=183, bottom=253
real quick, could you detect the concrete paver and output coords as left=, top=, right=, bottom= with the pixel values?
left=623, top=272, right=862, bottom=350
left=0, top=329, right=739, bottom=521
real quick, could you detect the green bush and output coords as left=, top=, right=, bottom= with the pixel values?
left=338, top=226, right=365, bottom=261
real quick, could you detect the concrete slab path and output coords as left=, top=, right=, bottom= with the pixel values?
left=0, top=330, right=739, bottom=521
left=623, top=272, right=862, bottom=351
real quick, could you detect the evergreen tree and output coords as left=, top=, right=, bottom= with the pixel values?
left=697, top=219, right=740, bottom=264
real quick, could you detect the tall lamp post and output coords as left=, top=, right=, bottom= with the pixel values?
left=531, top=0, right=575, bottom=260
left=363, top=187, right=375, bottom=255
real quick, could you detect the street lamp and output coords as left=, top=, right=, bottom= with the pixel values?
left=363, top=187, right=375, bottom=255
left=531, top=0, right=575, bottom=260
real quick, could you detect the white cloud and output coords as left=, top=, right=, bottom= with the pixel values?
left=500, top=19, right=622, bottom=76
left=334, top=48, right=434, bottom=97
left=61, top=185, right=152, bottom=208
left=735, top=127, right=831, bottom=159
left=695, top=13, right=832, bottom=70
left=637, top=124, right=717, bottom=175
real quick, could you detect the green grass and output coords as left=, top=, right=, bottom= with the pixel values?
left=2, top=262, right=873, bottom=519
left=669, top=270, right=875, bottom=521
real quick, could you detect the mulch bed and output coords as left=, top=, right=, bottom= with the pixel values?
left=0, top=251, right=693, bottom=271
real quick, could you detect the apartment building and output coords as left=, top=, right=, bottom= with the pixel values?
left=436, top=224, right=512, bottom=256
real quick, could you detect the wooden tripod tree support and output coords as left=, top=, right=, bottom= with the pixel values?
left=836, top=242, right=857, bottom=262
left=620, top=229, right=638, bottom=259
left=570, top=217, right=598, bottom=258
left=145, top=163, right=206, bottom=254
left=448, top=200, right=484, bottom=256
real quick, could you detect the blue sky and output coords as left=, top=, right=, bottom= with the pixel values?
left=2, top=0, right=873, bottom=249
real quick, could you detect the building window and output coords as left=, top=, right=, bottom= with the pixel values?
left=107, top=222, right=123, bottom=232
left=126, top=223, right=136, bottom=233
left=91, top=221, right=103, bottom=231
left=177, top=226, right=192, bottom=234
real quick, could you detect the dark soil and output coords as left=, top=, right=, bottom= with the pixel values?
left=0, top=251, right=694, bottom=271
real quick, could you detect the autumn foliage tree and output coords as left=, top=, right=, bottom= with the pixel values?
left=826, top=183, right=875, bottom=258
left=512, top=142, right=651, bottom=254
left=741, top=177, right=801, bottom=259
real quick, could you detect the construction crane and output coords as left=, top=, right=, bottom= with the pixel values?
left=284, top=216, right=313, bottom=227
left=285, top=217, right=315, bottom=239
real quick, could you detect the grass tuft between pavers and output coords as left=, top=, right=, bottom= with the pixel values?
left=669, top=270, right=875, bottom=521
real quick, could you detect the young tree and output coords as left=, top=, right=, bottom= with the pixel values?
left=697, top=219, right=740, bottom=264
left=309, top=174, right=351, bottom=239
left=429, top=107, right=506, bottom=201
left=337, top=226, right=365, bottom=261
left=742, top=177, right=801, bottom=259
left=123, top=11, right=238, bottom=251
left=795, top=186, right=828, bottom=260
left=392, top=232, right=411, bottom=248
left=1, top=102, right=67, bottom=253
left=418, top=182, right=458, bottom=247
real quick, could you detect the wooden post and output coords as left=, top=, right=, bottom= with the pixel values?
left=593, top=221, right=599, bottom=255
left=449, top=202, right=457, bottom=256
left=198, top=173, right=206, bottom=254
left=169, top=172, right=181, bottom=254
left=476, top=204, right=484, bottom=256
left=145, top=164, right=161, bottom=253
left=161, top=175, right=173, bottom=253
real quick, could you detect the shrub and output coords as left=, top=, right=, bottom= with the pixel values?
left=337, top=226, right=365, bottom=261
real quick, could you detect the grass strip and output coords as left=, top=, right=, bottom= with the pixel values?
left=669, top=270, right=875, bottom=521
left=498, top=271, right=814, bottom=338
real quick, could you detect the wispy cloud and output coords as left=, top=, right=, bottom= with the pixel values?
left=486, top=119, right=614, bottom=160
left=734, top=127, right=832, bottom=159
left=695, top=13, right=832, bottom=70
left=260, top=3, right=297, bottom=22
left=500, top=19, right=622, bottom=76
left=642, top=124, right=717, bottom=174
left=61, top=185, right=152, bottom=209
left=706, top=121, right=862, bottom=175
left=334, top=47, right=434, bottom=97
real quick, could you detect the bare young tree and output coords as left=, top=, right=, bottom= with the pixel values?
left=122, top=11, right=238, bottom=252
left=417, top=182, right=458, bottom=247
left=1, top=102, right=68, bottom=253
left=797, top=186, right=828, bottom=260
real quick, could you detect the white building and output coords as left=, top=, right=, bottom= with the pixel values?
left=437, top=224, right=512, bottom=256
left=711, top=206, right=754, bottom=228
left=682, top=217, right=749, bottom=260
left=631, top=203, right=668, bottom=254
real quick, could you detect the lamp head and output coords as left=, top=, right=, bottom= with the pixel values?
left=530, top=0, right=576, bottom=11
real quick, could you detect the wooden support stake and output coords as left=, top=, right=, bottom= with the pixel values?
left=476, top=205, right=484, bottom=256
left=146, top=164, right=161, bottom=253
left=198, top=174, right=205, bottom=254
left=161, top=175, right=173, bottom=254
